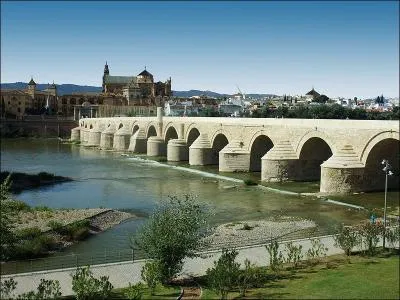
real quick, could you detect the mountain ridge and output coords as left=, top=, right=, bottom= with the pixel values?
left=1, top=82, right=277, bottom=98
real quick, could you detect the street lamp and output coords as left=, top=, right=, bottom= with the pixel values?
left=381, top=159, right=393, bottom=249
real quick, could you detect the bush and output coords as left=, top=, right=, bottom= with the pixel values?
left=7, top=200, right=31, bottom=212
left=243, top=179, right=257, bottom=186
left=14, top=235, right=56, bottom=259
left=306, top=238, right=328, bottom=265
left=358, top=222, right=384, bottom=256
left=385, top=226, right=400, bottom=249
left=124, top=282, right=144, bottom=300
left=47, top=220, right=64, bottom=233
left=34, top=206, right=53, bottom=212
left=285, top=241, right=303, bottom=269
left=237, top=259, right=264, bottom=297
left=15, top=227, right=42, bottom=240
left=71, top=266, right=113, bottom=300
left=141, top=261, right=161, bottom=296
left=38, top=172, right=55, bottom=181
left=0, top=278, right=17, bottom=299
left=206, top=249, right=240, bottom=300
left=18, top=278, right=62, bottom=299
left=265, top=240, right=284, bottom=273
left=334, top=225, right=360, bottom=260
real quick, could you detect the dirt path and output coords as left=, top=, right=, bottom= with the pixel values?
left=181, top=286, right=201, bottom=300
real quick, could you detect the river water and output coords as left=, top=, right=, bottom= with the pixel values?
left=1, top=138, right=398, bottom=262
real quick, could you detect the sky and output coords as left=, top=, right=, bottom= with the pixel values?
left=1, top=1, right=399, bottom=98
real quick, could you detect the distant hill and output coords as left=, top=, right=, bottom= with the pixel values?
left=1, top=82, right=102, bottom=96
left=1, top=82, right=277, bottom=98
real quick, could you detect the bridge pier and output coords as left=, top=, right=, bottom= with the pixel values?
left=147, top=136, right=166, bottom=157
left=113, top=128, right=131, bottom=150
left=189, top=134, right=213, bottom=165
left=71, top=127, right=80, bottom=142
left=100, top=127, right=116, bottom=150
left=86, top=128, right=101, bottom=147
left=320, top=145, right=365, bottom=194
left=261, top=141, right=299, bottom=182
left=128, top=129, right=147, bottom=153
left=167, top=139, right=188, bottom=161
left=219, top=140, right=250, bottom=172
left=80, top=128, right=90, bottom=145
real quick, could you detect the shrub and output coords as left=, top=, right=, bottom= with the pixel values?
left=18, top=279, right=62, bottom=300
left=47, top=220, right=64, bottom=233
left=385, top=226, right=400, bottom=249
left=237, top=259, right=264, bottom=297
left=285, top=241, right=303, bottom=269
left=334, top=225, right=360, bottom=260
left=306, top=238, right=328, bottom=265
left=206, top=249, right=240, bottom=300
left=38, top=172, right=55, bottom=181
left=71, top=266, right=113, bottom=300
left=0, top=278, right=17, bottom=299
left=7, top=200, right=31, bottom=212
left=265, top=240, right=284, bottom=273
left=243, top=179, right=257, bottom=186
left=358, top=222, right=384, bottom=256
left=124, top=282, right=144, bottom=300
left=141, top=261, right=161, bottom=296
left=15, top=227, right=42, bottom=240
left=240, top=223, right=253, bottom=230
left=34, top=206, right=53, bottom=212
left=14, top=235, right=56, bottom=259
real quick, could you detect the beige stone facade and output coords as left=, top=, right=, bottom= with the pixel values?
left=72, top=115, right=399, bottom=194
left=1, top=79, right=58, bottom=119
left=102, top=63, right=172, bottom=106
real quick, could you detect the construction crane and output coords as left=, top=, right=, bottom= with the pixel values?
left=235, top=84, right=246, bottom=100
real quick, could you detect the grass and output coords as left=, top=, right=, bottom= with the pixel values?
left=201, top=252, right=399, bottom=299
left=109, top=284, right=181, bottom=299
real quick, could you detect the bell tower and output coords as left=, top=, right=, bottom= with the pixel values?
left=102, top=61, right=109, bottom=93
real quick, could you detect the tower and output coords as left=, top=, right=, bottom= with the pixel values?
left=27, top=77, right=36, bottom=98
left=102, top=61, right=109, bottom=92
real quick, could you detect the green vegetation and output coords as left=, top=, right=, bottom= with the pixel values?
left=133, top=194, right=210, bottom=284
left=71, top=266, right=113, bottom=300
left=0, top=176, right=17, bottom=260
left=243, top=179, right=258, bottom=186
left=247, top=103, right=399, bottom=120
left=0, top=171, right=73, bottom=193
left=201, top=252, right=399, bottom=299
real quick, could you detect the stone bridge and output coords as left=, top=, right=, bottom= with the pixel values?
left=70, top=108, right=399, bottom=194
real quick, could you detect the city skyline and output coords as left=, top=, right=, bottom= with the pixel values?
left=1, top=1, right=399, bottom=98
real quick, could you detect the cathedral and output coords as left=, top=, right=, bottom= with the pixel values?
left=102, top=62, right=172, bottom=106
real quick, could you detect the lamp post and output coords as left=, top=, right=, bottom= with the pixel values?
left=381, top=159, right=393, bottom=249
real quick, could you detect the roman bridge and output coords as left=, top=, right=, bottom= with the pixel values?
left=70, top=108, right=399, bottom=194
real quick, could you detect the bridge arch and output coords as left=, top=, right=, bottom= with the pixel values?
left=362, top=131, right=399, bottom=191
left=211, top=132, right=229, bottom=165
left=146, top=124, right=157, bottom=138
left=131, top=124, right=140, bottom=136
left=249, top=133, right=274, bottom=172
left=360, top=131, right=400, bottom=164
left=186, top=127, right=201, bottom=147
left=164, top=126, right=179, bottom=143
left=118, top=123, right=123, bottom=130
left=298, top=136, right=333, bottom=181
left=295, top=130, right=336, bottom=158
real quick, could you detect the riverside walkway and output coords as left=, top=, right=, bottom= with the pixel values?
left=2, top=235, right=349, bottom=297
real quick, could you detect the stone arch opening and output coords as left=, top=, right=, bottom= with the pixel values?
left=187, top=128, right=200, bottom=147
left=118, top=123, right=123, bottom=130
left=89, top=124, right=93, bottom=129
left=298, top=137, right=332, bottom=181
left=250, top=135, right=274, bottom=172
left=364, top=138, right=399, bottom=191
left=147, top=125, right=157, bottom=138
left=165, top=126, right=178, bottom=143
left=132, top=125, right=139, bottom=136
left=84, top=124, right=87, bottom=128
left=212, top=133, right=229, bottom=165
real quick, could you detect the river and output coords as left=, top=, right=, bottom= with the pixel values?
left=1, top=138, right=398, bottom=265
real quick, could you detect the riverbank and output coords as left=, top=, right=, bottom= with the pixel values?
left=10, top=208, right=136, bottom=260
left=203, top=218, right=317, bottom=249
left=0, top=171, right=73, bottom=194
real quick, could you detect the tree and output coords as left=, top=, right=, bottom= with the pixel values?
left=133, top=195, right=210, bottom=283
left=71, top=266, right=113, bottom=300
left=333, top=225, right=360, bottom=261
left=141, top=261, right=161, bottom=295
left=206, top=249, right=240, bottom=300
left=0, top=176, right=17, bottom=260
left=265, top=240, right=284, bottom=273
